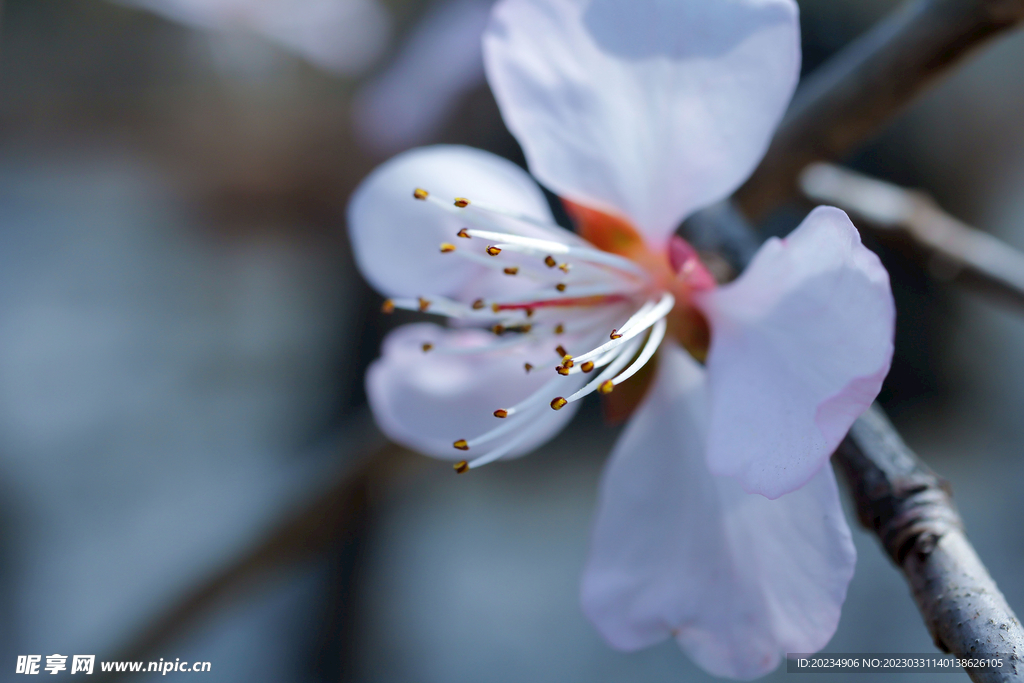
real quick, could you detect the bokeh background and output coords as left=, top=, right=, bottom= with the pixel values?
left=1, top=0, right=1023, bottom=681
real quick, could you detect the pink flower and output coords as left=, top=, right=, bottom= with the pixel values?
left=347, top=0, right=895, bottom=678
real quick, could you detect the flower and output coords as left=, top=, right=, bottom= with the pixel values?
left=347, top=0, right=895, bottom=679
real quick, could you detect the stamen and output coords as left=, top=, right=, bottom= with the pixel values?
left=418, top=297, right=431, bottom=312
left=381, top=299, right=395, bottom=314
left=556, top=284, right=567, bottom=292
left=544, top=255, right=557, bottom=268
left=572, top=294, right=674, bottom=365
left=599, top=380, right=614, bottom=394
left=559, top=263, right=571, bottom=273
left=610, top=330, right=622, bottom=340
left=454, top=460, right=469, bottom=474
left=454, top=197, right=471, bottom=208
left=562, top=356, right=574, bottom=368
left=563, top=337, right=644, bottom=404
left=556, top=365, right=570, bottom=376
left=524, top=363, right=533, bottom=372
left=494, top=409, right=508, bottom=418
left=486, top=246, right=502, bottom=256
left=554, top=323, right=564, bottom=334
left=492, top=324, right=506, bottom=335
left=555, top=345, right=568, bottom=358
left=457, top=228, right=470, bottom=238
left=551, top=397, right=568, bottom=410
left=472, top=299, right=485, bottom=310
left=581, top=361, right=594, bottom=373
left=422, top=343, right=433, bottom=352
left=440, top=243, right=456, bottom=253
left=453, top=439, right=469, bottom=451
left=413, top=188, right=428, bottom=200
left=503, top=267, right=519, bottom=275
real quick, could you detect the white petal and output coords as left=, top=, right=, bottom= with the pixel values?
left=581, top=343, right=855, bottom=680
left=483, top=0, right=800, bottom=244
left=347, top=145, right=557, bottom=298
left=366, top=322, right=578, bottom=459
left=695, top=207, right=895, bottom=499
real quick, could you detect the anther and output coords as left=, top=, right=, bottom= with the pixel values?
left=472, top=299, right=485, bottom=310
left=381, top=299, right=395, bottom=314
left=562, top=356, right=574, bottom=368
left=457, top=228, right=470, bottom=238
left=610, top=329, right=622, bottom=340
left=556, top=365, right=570, bottom=376
left=556, top=283, right=567, bottom=292
left=598, top=380, right=615, bottom=394
left=491, top=303, right=500, bottom=313
left=454, top=197, right=470, bottom=208
left=551, top=397, right=568, bottom=410
left=440, top=243, right=456, bottom=253
left=422, top=343, right=433, bottom=352
left=454, top=460, right=469, bottom=474
left=525, top=308, right=535, bottom=318
left=554, top=323, right=564, bottom=335
left=413, top=188, right=429, bottom=200
left=486, top=246, right=502, bottom=256
left=544, top=255, right=557, bottom=268
left=555, top=345, right=568, bottom=358
left=453, top=439, right=469, bottom=451
left=524, top=363, right=534, bottom=373
left=503, top=267, right=519, bottom=275
left=418, top=297, right=431, bottom=312
left=558, top=263, right=571, bottom=273
left=494, top=409, right=508, bottom=419
left=492, top=324, right=506, bottom=335
left=581, top=361, right=595, bottom=373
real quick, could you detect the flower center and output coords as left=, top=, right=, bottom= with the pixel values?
left=382, top=188, right=712, bottom=473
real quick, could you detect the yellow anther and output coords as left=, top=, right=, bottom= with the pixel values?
left=524, top=363, right=534, bottom=373
left=381, top=299, right=395, bottom=314
left=555, top=345, right=568, bottom=358
left=525, top=308, right=535, bottom=318
left=422, top=343, right=433, bottom=352
left=556, top=283, right=567, bottom=292
left=454, top=197, right=470, bottom=208
left=454, top=460, right=469, bottom=474
left=440, top=243, right=456, bottom=253
left=418, top=297, right=431, bottom=312
left=551, top=397, right=568, bottom=410
left=457, top=228, right=470, bottom=238
left=558, top=263, right=571, bottom=273
left=544, top=255, right=557, bottom=268
left=453, top=439, right=469, bottom=451
left=491, top=302, right=501, bottom=313
left=494, top=409, right=508, bottom=419
left=562, top=356, right=574, bottom=368
left=610, top=329, right=622, bottom=340
left=581, top=361, right=595, bottom=373
left=486, top=246, right=502, bottom=256
left=599, top=380, right=615, bottom=394
left=413, top=188, right=429, bottom=200
left=503, top=267, right=519, bottom=275
left=472, top=299, right=485, bottom=310
left=556, top=365, right=570, bottom=376
left=554, top=323, right=564, bottom=335
left=492, top=324, right=506, bottom=335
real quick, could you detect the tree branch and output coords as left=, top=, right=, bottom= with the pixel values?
left=735, top=0, right=1024, bottom=220
left=837, top=407, right=1024, bottom=682
left=800, top=163, right=1024, bottom=312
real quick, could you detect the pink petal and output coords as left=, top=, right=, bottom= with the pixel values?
left=581, top=343, right=856, bottom=680
left=695, top=207, right=895, bottom=499
left=483, top=0, right=800, bottom=244
left=366, top=322, right=579, bottom=459
left=347, top=145, right=556, bottom=299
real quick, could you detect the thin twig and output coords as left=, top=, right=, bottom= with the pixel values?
left=735, top=0, right=1024, bottom=220
left=801, top=163, right=1024, bottom=311
left=838, top=407, right=1024, bottom=682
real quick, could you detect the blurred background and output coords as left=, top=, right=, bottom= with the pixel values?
left=1, top=0, right=1023, bottom=681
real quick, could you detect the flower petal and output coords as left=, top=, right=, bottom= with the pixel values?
left=366, top=322, right=579, bottom=459
left=347, top=145, right=556, bottom=298
left=695, top=206, right=895, bottom=499
left=483, top=0, right=800, bottom=244
left=581, top=343, right=855, bottom=680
